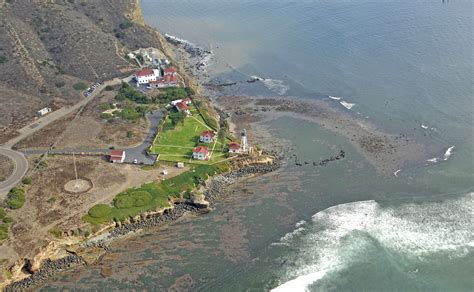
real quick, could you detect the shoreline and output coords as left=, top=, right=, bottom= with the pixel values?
left=4, top=152, right=283, bottom=291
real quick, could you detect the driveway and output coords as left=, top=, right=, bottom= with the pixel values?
left=122, top=109, right=163, bottom=165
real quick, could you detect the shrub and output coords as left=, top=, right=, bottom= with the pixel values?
left=113, top=195, right=135, bottom=209
left=49, top=228, right=62, bottom=238
left=0, top=208, right=5, bottom=219
left=98, top=103, right=113, bottom=111
left=120, top=107, right=140, bottom=121
left=0, top=55, right=7, bottom=64
left=132, top=191, right=152, bottom=207
left=115, top=31, right=125, bottom=39
left=22, top=176, right=32, bottom=185
left=105, top=85, right=114, bottom=91
left=116, top=82, right=149, bottom=104
left=6, top=188, right=25, bottom=209
left=100, top=113, right=113, bottom=120
left=126, top=130, right=134, bottom=138
left=0, top=224, right=8, bottom=240
left=55, top=81, right=65, bottom=88
left=2, top=217, right=13, bottom=224
left=88, top=204, right=112, bottom=218
left=73, top=82, right=87, bottom=91
left=119, top=20, right=133, bottom=30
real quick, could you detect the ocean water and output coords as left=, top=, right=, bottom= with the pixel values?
left=41, top=0, right=473, bottom=291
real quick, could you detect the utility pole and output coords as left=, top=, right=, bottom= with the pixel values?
left=73, top=152, right=78, bottom=181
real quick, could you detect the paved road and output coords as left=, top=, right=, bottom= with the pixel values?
left=4, top=79, right=122, bottom=147
left=0, top=148, right=28, bottom=199
left=21, top=109, right=164, bottom=165
left=0, top=78, right=123, bottom=199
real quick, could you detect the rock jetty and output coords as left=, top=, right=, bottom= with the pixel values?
left=4, top=255, right=84, bottom=292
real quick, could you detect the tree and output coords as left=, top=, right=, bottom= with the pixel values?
left=73, top=82, right=87, bottom=91
left=169, top=111, right=186, bottom=126
left=218, top=120, right=229, bottom=150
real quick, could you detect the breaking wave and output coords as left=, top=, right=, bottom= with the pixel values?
left=271, top=193, right=473, bottom=291
left=426, top=145, right=455, bottom=164
left=339, top=101, right=355, bottom=110
left=262, top=79, right=290, bottom=95
left=328, top=96, right=342, bottom=100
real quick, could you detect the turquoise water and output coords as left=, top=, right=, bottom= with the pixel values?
left=41, top=1, right=473, bottom=291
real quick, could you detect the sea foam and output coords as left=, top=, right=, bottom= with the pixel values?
left=271, top=193, right=473, bottom=291
left=339, top=101, right=355, bottom=110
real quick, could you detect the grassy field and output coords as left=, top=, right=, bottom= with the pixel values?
left=83, top=163, right=229, bottom=225
left=151, top=106, right=229, bottom=164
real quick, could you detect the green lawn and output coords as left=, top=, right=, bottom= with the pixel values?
left=83, top=164, right=229, bottom=225
left=151, top=106, right=231, bottom=164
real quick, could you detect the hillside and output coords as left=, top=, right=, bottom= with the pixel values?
left=0, top=0, right=163, bottom=142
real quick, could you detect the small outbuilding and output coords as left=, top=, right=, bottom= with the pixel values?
left=37, top=107, right=52, bottom=116
left=110, top=150, right=125, bottom=163
left=228, top=142, right=241, bottom=153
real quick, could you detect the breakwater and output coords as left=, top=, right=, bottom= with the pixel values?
left=4, top=255, right=84, bottom=292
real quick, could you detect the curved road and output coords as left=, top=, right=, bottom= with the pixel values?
left=0, top=79, right=122, bottom=200
left=0, top=147, right=28, bottom=199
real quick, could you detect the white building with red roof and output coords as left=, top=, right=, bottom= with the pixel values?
left=199, top=130, right=215, bottom=143
left=110, top=150, right=126, bottom=163
left=192, top=146, right=209, bottom=160
left=175, top=101, right=191, bottom=115
left=134, top=68, right=161, bottom=85
left=228, top=142, right=241, bottom=153
left=164, top=67, right=177, bottom=76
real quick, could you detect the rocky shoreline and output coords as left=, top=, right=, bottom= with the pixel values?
left=4, top=255, right=85, bottom=292
left=4, top=152, right=283, bottom=291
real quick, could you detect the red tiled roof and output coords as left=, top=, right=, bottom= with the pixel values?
left=164, top=74, right=177, bottom=83
left=176, top=102, right=189, bottom=110
left=193, top=146, right=208, bottom=154
left=229, top=142, right=240, bottom=149
left=200, top=130, right=215, bottom=138
left=135, top=68, right=154, bottom=77
left=110, top=150, right=124, bottom=157
left=164, top=67, right=177, bottom=74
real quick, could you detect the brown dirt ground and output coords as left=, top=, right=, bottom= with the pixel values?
left=0, top=155, right=188, bottom=273
left=0, top=154, right=14, bottom=182
left=14, top=90, right=151, bottom=150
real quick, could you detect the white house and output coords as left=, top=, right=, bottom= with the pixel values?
left=228, top=142, right=241, bottom=154
left=192, top=146, right=209, bottom=160
left=170, top=98, right=191, bottom=106
left=134, top=68, right=161, bottom=85
left=110, top=150, right=126, bottom=163
left=175, top=101, right=191, bottom=115
left=199, top=130, right=215, bottom=143
left=37, top=107, right=52, bottom=116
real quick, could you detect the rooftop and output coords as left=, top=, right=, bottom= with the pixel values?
left=193, top=146, right=208, bottom=154
left=135, top=68, right=155, bottom=77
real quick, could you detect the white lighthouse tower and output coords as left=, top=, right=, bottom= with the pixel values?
left=241, top=129, right=249, bottom=153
